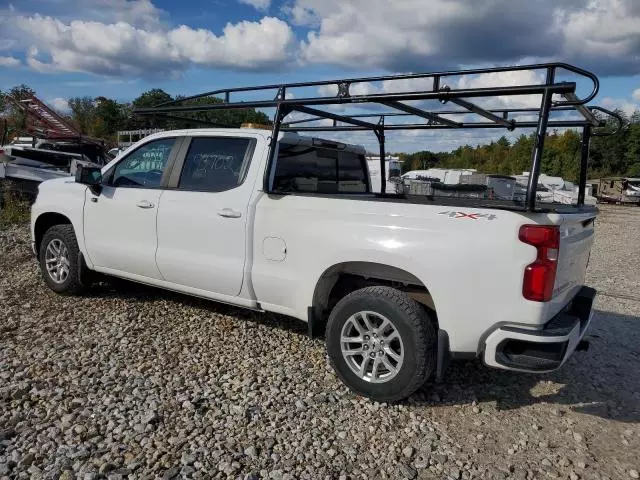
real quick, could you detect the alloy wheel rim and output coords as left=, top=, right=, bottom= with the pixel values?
left=340, top=311, right=404, bottom=383
left=45, top=238, right=70, bottom=284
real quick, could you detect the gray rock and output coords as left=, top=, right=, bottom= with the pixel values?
left=0, top=464, right=11, bottom=476
left=413, top=450, right=430, bottom=469
left=162, top=467, right=181, bottom=480
left=180, top=465, right=195, bottom=476
left=433, top=454, right=448, bottom=465
left=218, top=462, right=236, bottom=475
left=268, top=470, right=284, bottom=480
left=402, top=446, right=415, bottom=458
left=58, top=471, right=73, bottom=480
left=244, top=446, right=259, bottom=459
left=559, top=457, right=572, bottom=467
left=18, top=452, right=35, bottom=467
left=397, top=462, right=417, bottom=479
left=98, top=463, right=116, bottom=475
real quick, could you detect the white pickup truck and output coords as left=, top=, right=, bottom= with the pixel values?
left=30, top=127, right=596, bottom=402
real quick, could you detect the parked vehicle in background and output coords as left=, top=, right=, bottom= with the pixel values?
left=595, top=177, right=640, bottom=205
left=367, top=155, right=402, bottom=193
left=107, top=147, right=125, bottom=159
left=402, top=168, right=476, bottom=185
left=0, top=93, right=108, bottom=199
left=459, top=173, right=517, bottom=200
left=0, top=147, right=99, bottom=199
left=29, top=64, right=621, bottom=401
left=513, top=173, right=597, bottom=206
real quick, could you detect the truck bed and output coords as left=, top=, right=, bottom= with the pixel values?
left=268, top=191, right=599, bottom=214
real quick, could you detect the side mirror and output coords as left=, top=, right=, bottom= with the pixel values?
left=75, top=165, right=102, bottom=187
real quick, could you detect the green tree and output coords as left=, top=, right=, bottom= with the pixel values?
left=94, top=97, right=125, bottom=138
left=131, top=89, right=174, bottom=129
left=624, top=116, right=640, bottom=176
left=68, top=97, right=97, bottom=135
left=0, top=84, right=36, bottom=139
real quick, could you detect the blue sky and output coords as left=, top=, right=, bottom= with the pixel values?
left=1, top=0, right=640, bottom=152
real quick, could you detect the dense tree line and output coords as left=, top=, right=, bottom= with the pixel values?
left=0, top=84, right=270, bottom=146
left=398, top=111, right=640, bottom=181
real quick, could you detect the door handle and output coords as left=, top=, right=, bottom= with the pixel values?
left=217, top=208, right=242, bottom=218
left=136, top=200, right=155, bottom=209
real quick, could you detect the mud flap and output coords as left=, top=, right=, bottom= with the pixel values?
left=307, top=306, right=327, bottom=339
left=435, top=329, right=451, bottom=383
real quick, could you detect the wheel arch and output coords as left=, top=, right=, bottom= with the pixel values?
left=34, top=212, right=73, bottom=255
left=311, top=261, right=438, bottom=327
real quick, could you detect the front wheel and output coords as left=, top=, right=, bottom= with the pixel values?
left=326, top=286, right=436, bottom=402
left=39, top=224, right=88, bottom=295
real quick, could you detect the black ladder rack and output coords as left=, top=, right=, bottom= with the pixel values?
left=134, top=62, right=623, bottom=211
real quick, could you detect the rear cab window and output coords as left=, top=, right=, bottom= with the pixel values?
left=273, top=143, right=368, bottom=194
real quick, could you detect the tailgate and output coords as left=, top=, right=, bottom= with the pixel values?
left=553, top=213, right=596, bottom=305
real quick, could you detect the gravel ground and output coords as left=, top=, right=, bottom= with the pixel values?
left=1, top=205, right=639, bottom=480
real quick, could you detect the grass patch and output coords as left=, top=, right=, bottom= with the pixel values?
left=0, top=183, right=31, bottom=229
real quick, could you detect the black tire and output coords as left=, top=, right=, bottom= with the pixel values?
left=39, top=224, right=88, bottom=295
left=326, top=286, right=436, bottom=403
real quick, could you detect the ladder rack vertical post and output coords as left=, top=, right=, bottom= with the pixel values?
left=526, top=88, right=553, bottom=210
left=264, top=103, right=289, bottom=192
left=526, top=66, right=556, bottom=210
left=376, top=129, right=387, bottom=194
left=578, top=125, right=591, bottom=206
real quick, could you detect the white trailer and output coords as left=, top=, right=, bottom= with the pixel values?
left=366, top=155, right=402, bottom=193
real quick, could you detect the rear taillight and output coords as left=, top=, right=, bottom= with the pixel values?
left=519, top=225, right=560, bottom=302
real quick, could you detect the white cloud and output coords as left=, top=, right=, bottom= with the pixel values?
left=558, top=0, right=640, bottom=71
left=0, top=55, right=20, bottom=67
left=48, top=97, right=70, bottom=113
left=0, top=39, right=17, bottom=51
left=633, top=88, right=640, bottom=102
left=14, top=14, right=294, bottom=76
left=291, top=0, right=640, bottom=75
left=600, top=96, right=639, bottom=116
left=456, top=70, right=546, bottom=109
left=239, top=0, right=271, bottom=11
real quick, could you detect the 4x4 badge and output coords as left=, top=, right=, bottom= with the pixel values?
left=438, top=211, right=497, bottom=220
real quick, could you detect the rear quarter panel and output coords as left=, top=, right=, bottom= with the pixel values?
left=251, top=196, right=574, bottom=353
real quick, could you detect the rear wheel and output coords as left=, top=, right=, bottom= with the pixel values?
left=39, top=224, right=88, bottom=295
left=326, top=286, right=436, bottom=402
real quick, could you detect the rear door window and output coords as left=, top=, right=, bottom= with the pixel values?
left=177, top=137, right=252, bottom=192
